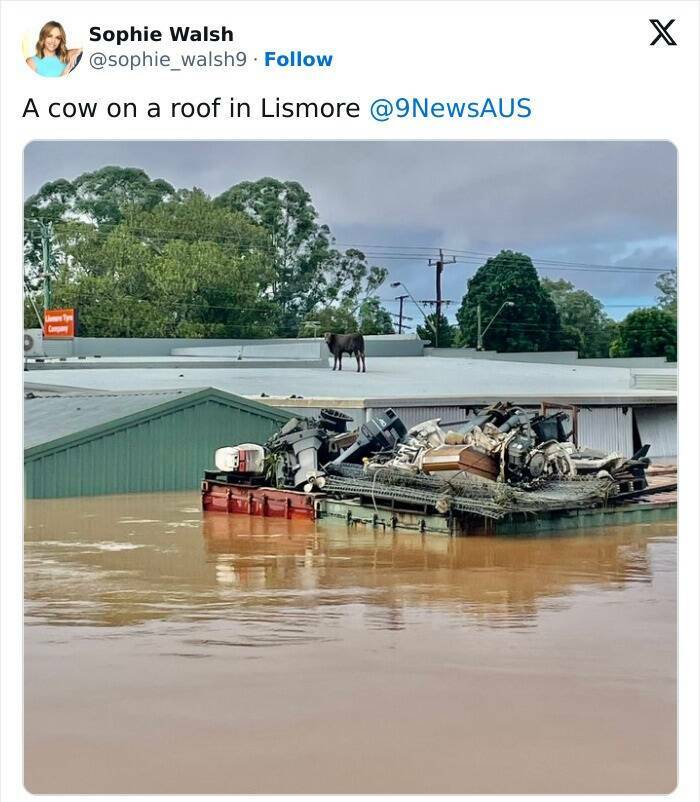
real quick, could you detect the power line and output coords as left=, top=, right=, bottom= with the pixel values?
left=441, top=246, right=673, bottom=271
left=335, top=242, right=676, bottom=274
left=24, top=220, right=676, bottom=274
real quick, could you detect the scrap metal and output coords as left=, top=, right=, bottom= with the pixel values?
left=205, top=401, right=653, bottom=523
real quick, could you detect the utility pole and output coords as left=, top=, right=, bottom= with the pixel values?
left=391, top=311, right=412, bottom=333
left=24, top=278, right=44, bottom=328
left=394, top=294, right=409, bottom=333
left=427, top=248, right=456, bottom=346
left=39, top=221, right=53, bottom=316
left=390, top=281, right=436, bottom=341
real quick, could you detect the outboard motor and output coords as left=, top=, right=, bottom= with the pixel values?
left=319, top=408, right=353, bottom=433
left=329, top=409, right=407, bottom=466
left=214, top=444, right=266, bottom=476
left=531, top=411, right=572, bottom=444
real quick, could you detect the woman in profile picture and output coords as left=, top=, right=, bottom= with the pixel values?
left=25, top=21, right=82, bottom=77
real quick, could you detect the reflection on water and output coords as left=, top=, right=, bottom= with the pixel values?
left=24, top=491, right=677, bottom=793
left=25, top=491, right=672, bottom=633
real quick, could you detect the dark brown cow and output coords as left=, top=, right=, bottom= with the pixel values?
left=324, top=332, right=366, bottom=372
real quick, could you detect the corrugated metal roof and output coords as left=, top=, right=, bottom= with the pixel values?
left=24, top=390, right=197, bottom=449
left=24, top=387, right=293, bottom=452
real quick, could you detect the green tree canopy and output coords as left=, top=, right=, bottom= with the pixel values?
left=215, top=177, right=387, bottom=335
left=71, top=166, right=176, bottom=227
left=24, top=169, right=389, bottom=339
left=357, top=296, right=395, bottom=335
left=301, top=305, right=358, bottom=336
left=456, top=251, right=562, bottom=352
left=24, top=167, right=176, bottom=283
left=24, top=179, right=78, bottom=285
left=37, top=191, right=277, bottom=337
left=416, top=312, right=456, bottom=347
left=609, top=308, right=677, bottom=362
left=541, top=278, right=618, bottom=358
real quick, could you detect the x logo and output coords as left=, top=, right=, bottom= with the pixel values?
left=649, top=19, right=677, bottom=46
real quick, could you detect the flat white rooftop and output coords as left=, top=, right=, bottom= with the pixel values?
left=25, top=356, right=675, bottom=405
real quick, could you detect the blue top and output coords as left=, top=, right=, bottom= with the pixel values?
left=30, top=55, right=65, bottom=77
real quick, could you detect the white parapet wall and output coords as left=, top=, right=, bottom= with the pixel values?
left=33, top=334, right=425, bottom=360
left=427, top=348, right=675, bottom=368
left=171, top=341, right=327, bottom=362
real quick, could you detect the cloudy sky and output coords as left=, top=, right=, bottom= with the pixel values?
left=25, top=141, right=676, bottom=322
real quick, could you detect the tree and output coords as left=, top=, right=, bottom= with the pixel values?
left=324, top=249, right=388, bottom=310
left=24, top=168, right=388, bottom=339
left=301, top=305, right=358, bottom=336
left=609, top=308, right=677, bottom=361
left=50, top=273, right=164, bottom=337
left=655, top=270, right=677, bottom=317
left=456, top=251, right=562, bottom=351
left=216, top=178, right=387, bottom=335
left=416, top=312, right=455, bottom=347
left=42, top=191, right=277, bottom=338
left=541, top=278, right=618, bottom=358
left=24, top=295, right=44, bottom=329
left=357, top=296, right=395, bottom=335
left=24, top=178, right=78, bottom=286
left=71, top=166, right=176, bottom=227
left=24, top=167, right=175, bottom=289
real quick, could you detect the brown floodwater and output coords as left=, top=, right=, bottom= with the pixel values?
left=24, top=492, right=676, bottom=793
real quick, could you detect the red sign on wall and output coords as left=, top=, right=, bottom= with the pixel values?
left=44, top=308, right=76, bottom=338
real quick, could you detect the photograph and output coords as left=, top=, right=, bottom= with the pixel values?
left=23, top=20, right=82, bottom=77
left=21, top=140, right=678, bottom=793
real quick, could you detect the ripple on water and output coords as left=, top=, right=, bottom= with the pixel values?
left=30, top=540, right=147, bottom=552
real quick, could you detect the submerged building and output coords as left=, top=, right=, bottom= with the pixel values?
left=24, top=336, right=677, bottom=498
left=25, top=388, right=292, bottom=499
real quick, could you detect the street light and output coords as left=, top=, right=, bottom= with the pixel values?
left=477, top=301, right=515, bottom=351
left=301, top=320, right=321, bottom=338
left=390, top=281, right=437, bottom=341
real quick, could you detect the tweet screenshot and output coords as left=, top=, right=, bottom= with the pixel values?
left=1, top=1, right=698, bottom=798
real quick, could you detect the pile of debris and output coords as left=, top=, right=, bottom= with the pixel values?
left=207, top=402, right=654, bottom=522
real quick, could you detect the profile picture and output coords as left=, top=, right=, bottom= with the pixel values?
left=23, top=21, right=82, bottom=77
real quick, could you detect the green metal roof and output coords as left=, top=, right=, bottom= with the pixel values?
left=25, top=387, right=293, bottom=459
left=25, top=390, right=192, bottom=450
